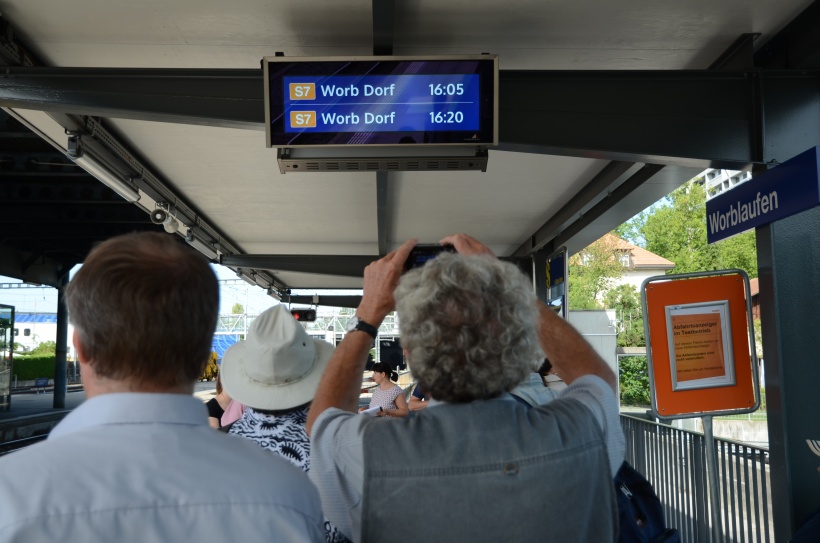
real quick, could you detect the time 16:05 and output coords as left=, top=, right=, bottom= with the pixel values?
left=429, top=83, right=464, bottom=96
left=429, top=111, right=464, bottom=124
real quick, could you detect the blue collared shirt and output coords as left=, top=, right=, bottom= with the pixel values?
left=0, top=393, right=324, bottom=542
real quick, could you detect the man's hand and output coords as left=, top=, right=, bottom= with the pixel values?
left=307, top=238, right=416, bottom=435
left=440, top=233, right=495, bottom=257
left=357, top=239, right=418, bottom=324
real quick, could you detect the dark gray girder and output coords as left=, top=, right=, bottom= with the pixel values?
left=221, top=254, right=531, bottom=277
left=1, top=67, right=818, bottom=167
left=221, top=255, right=377, bottom=278
left=376, top=171, right=389, bottom=256
left=285, top=295, right=362, bottom=309
left=0, top=67, right=265, bottom=130
left=513, top=161, right=637, bottom=256
left=372, top=0, right=395, bottom=56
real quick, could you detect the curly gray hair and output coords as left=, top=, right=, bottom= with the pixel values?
left=394, top=253, right=543, bottom=403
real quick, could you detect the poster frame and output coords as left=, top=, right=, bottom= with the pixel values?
left=641, top=269, right=760, bottom=420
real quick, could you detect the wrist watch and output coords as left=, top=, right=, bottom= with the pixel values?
left=345, top=315, right=379, bottom=339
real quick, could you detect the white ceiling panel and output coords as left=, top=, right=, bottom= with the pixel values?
left=0, top=0, right=812, bottom=290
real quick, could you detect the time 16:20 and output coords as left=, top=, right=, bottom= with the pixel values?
left=429, top=111, right=464, bottom=124
left=429, top=83, right=464, bottom=96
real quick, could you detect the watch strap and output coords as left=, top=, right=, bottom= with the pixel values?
left=351, top=317, right=379, bottom=339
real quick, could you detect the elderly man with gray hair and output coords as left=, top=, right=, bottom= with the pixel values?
left=307, top=234, right=625, bottom=543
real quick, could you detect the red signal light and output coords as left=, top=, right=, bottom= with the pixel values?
left=290, top=309, right=317, bottom=322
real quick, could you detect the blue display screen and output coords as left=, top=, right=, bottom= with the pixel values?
left=283, top=74, right=480, bottom=133
left=265, top=57, right=497, bottom=147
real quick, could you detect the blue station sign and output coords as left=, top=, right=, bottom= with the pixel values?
left=706, top=146, right=820, bottom=243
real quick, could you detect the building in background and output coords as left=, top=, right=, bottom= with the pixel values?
left=605, top=234, right=675, bottom=291
left=703, top=169, right=753, bottom=200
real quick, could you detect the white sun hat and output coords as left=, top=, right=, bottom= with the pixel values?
left=221, top=304, right=335, bottom=410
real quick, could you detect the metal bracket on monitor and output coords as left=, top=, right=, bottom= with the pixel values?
left=276, top=146, right=489, bottom=173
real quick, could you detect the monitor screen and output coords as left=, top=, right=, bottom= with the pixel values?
left=263, top=55, right=498, bottom=147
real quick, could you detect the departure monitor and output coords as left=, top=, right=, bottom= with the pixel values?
left=263, top=55, right=498, bottom=147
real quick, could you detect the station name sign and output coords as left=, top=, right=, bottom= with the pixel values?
left=706, top=146, right=820, bottom=243
left=263, top=55, right=498, bottom=147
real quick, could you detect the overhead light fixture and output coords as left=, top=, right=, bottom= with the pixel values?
left=185, top=231, right=218, bottom=260
left=150, top=207, right=180, bottom=234
left=266, top=288, right=282, bottom=301
left=236, top=270, right=259, bottom=287
left=71, top=154, right=140, bottom=203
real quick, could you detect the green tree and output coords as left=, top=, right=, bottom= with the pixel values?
left=643, top=180, right=721, bottom=273
left=640, top=178, right=758, bottom=278
left=231, top=303, right=244, bottom=315
left=619, top=356, right=651, bottom=405
left=615, top=210, right=649, bottom=247
left=604, top=284, right=645, bottom=347
left=568, top=234, right=626, bottom=310
left=30, top=340, right=56, bottom=355
left=716, top=230, right=758, bottom=277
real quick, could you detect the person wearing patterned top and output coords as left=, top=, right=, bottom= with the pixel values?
left=222, top=305, right=350, bottom=543
left=363, top=362, right=409, bottom=417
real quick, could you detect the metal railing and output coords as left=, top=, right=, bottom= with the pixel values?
left=621, top=414, right=773, bottom=543
left=0, top=434, right=48, bottom=457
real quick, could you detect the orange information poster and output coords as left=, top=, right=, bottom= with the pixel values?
left=644, top=272, right=757, bottom=418
left=666, top=301, right=735, bottom=391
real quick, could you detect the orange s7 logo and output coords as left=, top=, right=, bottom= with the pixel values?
left=290, top=111, right=316, bottom=128
left=289, top=83, right=316, bottom=100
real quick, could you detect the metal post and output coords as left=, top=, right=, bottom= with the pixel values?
left=702, top=416, right=722, bottom=543
left=53, top=273, right=69, bottom=409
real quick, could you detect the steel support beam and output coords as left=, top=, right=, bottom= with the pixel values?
left=513, top=161, right=637, bottom=256
left=755, top=0, right=820, bottom=69
left=1, top=68, right=818, bottom=168
left=285, top=295, right=362, bottom=309
left=0, top=68, right=264, bottom=130
left=752, top=2, right=820, bottom=536
left=53, top=273, right=68, bottom=409
left=221, top=255, right=378, bottom=278
left=221, top=253, right=530, bottom=278
left=372, top=0, right=395, bottom=56
left=376, top=171, right=389, bottom=256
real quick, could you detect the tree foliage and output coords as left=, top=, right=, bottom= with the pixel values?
left=619, top=355, right=651, bottom=406
left=604, top=284, right=645, bottom=347
left=614, top=209, right=649, bottom=247
left=30, top=340, right=56, bottom=355
left=643, top=180, right=720, bottom=273
left=642, top=179, right=758, bottom=277
left=231, top=303, right=244, bottom=315
left=715, top=231, right=758, bottom=278
left=568, top=235, right=626, bottom=310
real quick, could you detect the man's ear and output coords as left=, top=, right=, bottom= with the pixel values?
left=73, top=329, right=90, bottom=366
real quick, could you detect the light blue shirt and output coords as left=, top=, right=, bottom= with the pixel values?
left=0, top=393, right=324, bottom=542
left=510, top=372, right=560, bottom=406
left=310, top=375, right=625, bottom=541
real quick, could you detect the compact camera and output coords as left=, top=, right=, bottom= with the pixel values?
left=403, top=244, right=456, bottom=272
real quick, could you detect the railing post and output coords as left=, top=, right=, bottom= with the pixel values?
left=702, top=416, right=723, bottom=543
left=692, top=431, right=710, bottom=542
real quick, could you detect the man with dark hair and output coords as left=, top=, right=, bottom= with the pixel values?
left=307, top=234, right=625, bottom=543
left=0, top=232, right=324, bottom=542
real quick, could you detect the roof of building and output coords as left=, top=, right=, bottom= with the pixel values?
left=749, top=277, right=759, bottom=297
left=604, top=234, right=676, bottom=270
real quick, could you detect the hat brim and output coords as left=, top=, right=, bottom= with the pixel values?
left=221, top=337, right=335, bottom=411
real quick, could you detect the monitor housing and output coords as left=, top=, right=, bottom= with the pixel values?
left=264, top=55, right=497, bottom=172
